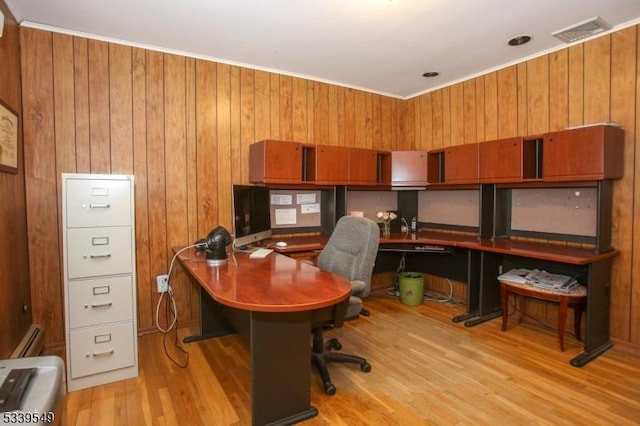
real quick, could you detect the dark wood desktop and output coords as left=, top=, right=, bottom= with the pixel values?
left=175, top=247, right=351, bottom=426
left=271, top=229, right=618, bottom=367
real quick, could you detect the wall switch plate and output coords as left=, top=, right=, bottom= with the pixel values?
left=156, top=274, right=169, bottom=293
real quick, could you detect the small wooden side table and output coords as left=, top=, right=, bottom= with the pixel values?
left=500, top=279, right=587, bottom=351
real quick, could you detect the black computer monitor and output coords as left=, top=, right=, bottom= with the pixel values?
left=232, top=184, right=272, bottom=248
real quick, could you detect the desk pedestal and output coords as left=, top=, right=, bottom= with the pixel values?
left=187, top=287, right=317, bottom=426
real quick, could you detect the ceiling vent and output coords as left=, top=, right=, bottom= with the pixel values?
left=551, top=16, right=611, bottom=43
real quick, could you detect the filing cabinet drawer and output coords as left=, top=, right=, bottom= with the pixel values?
left=69, top=322, right=136, bottom=379
left=65, top=178, right=132, bottom=228
left=66, top=227, right=133, bottom=278
left=68, top=276, right=134, bottom=328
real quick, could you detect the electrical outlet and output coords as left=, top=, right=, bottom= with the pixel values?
left=156, top=274, right=169, bottom=293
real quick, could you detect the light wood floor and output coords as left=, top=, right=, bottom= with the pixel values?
left=60, top=292, right=640, bottom=425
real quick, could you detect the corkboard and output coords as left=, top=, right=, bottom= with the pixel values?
left=346, top=191, right=398, bottom=221
left=269, top=189, right=322, bottom=229
left=418, top=190, right=479, bottom=227
left=511, top=188, right=597, bottom=237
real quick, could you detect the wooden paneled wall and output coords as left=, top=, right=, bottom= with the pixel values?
left=19, top=28, right=406, bottom=347
left=405, top=26, right=640, bottom=347
left=0, top=1, right=32, bottom=358
left=19, top=25, right=640, bottom=350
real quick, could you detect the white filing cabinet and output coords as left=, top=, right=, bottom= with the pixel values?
left=62, top=173, right=138, bottom=391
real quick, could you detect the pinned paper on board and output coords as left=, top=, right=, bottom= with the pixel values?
left=301, top=203, right=320, bottom=214
left=296, top=193, right=316, bottom=204
left=271, top=194, right=292, bottom=205
left=274, top=208, right=297, bottom=225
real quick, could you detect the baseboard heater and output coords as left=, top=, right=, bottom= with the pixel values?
left=11, top=324, right=45, bottom=359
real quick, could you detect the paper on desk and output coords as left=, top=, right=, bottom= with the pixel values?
left=274, top=208, right=297, bottom=225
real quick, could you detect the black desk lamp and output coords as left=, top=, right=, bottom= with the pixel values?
left=201, top=226, right=232, bottom=266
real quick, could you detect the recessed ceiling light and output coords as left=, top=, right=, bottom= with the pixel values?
left=508, top=35, right=531, bottom=46
left=422, top=71, right=439, bottom=78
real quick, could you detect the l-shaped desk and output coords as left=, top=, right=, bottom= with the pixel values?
left=274, top=230, right=618, bottom=367
left=177, top=230, right=617, bottom=424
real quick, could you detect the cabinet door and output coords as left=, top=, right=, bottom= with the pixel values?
left=348, top=147, right=378, bottom=185
left=249, top=140, right=303, bottom=184
left=315, top=145, right=349, bottom=184
left=444, top=144, right=479, bottom=184
left=392, top=151, right=428, bottom=186
left=543, top=125, right=624, bottom=181
left=479, top=137, right=522, bottom=183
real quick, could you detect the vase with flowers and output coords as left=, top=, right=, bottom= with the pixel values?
left=376, top=211, right=397, bottom=237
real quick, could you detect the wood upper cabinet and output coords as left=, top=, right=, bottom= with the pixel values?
left=249, top=140, right=304, bottom=184
left=430, top=143, right=478, bottom=184
left=348, top=147, right=390, bottom=186
left=391, top=151, right=428, bottom=186
left=314, top=145, right=350, bottom=184
left=479, top=137, right=523, bottom=183
left=543, top=125, right=624, bottom=182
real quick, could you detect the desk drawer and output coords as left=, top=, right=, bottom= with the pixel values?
left=65, top=178, right=132, bottom=228
left=68, top=276, right=134, bottom=328
left=68, top=322, right=136, bottom=379
left=66, top=227, right=133, bottom=278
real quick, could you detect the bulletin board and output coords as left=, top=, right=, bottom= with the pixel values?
left=418, top=190, right=479, bottom=227
left=511, top=188, right=597, bottom=237
left=346, top=191, right=398, bottom=221
left=269, top=189, right=322, bottom=229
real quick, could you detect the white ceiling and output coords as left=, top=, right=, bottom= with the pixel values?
left=6, top=0, right=640, bottom=99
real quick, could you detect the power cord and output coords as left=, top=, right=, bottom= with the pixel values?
left=154, top=244, right=194, bottom=368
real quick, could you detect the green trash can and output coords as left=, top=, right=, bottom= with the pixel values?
left=398, top=272, right=424, bottom=306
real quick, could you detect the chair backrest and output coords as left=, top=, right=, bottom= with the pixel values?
left=317, top=215, right=380, bottom=298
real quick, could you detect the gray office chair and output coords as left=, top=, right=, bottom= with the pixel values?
left=311, top=215, right=380, bottom=395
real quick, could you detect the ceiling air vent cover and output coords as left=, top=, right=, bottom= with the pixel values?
left=552, top=16, right=611, bottom=43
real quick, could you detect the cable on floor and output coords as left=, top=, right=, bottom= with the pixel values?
left=154, top=244, right=193, bottom=368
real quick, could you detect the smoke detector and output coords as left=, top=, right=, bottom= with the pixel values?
left=552, top=16, right=611, bottom=43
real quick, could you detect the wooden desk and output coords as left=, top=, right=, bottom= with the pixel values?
left=270, top=231, right=618, bottom=367
left=176, top=248, right=351, bottom=426
left=459, top=238, right=618, bottom=367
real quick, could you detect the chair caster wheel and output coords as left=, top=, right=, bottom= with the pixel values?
left=324, top=383, right=336, bottom=395
left=326, top=338, right=342, bottom=351
left=361, top=362, right=371, bottom=373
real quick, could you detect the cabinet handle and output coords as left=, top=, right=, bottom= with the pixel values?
left=89, top=204, right=111, bottom=209
left=89, top=254, right=112, bottom=259
left=91, top=349, right=114, bottom=358
left=89, top=302, right=113, bottom=309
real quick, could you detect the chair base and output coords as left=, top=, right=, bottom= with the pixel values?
left=311, top=333, right=371, bottom=395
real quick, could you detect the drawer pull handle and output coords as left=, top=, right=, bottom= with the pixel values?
left=89, top=254, right=112, bottom=259
left=89, top=302, right=113, bottom=309
left=89, top=204, right=111, bottom=209
left=92, top=349, right=114, bottom=358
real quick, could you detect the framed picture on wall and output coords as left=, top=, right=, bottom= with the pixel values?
left=0, top=99, right=18, bottom=174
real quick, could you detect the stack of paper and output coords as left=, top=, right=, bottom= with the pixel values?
left=499, top=268, right=580, bottom=293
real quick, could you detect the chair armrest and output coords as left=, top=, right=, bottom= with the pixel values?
left=350, top=280, right=367, bottom=293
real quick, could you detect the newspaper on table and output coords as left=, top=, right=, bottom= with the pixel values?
left=498, top=268, right=580, bottom=293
